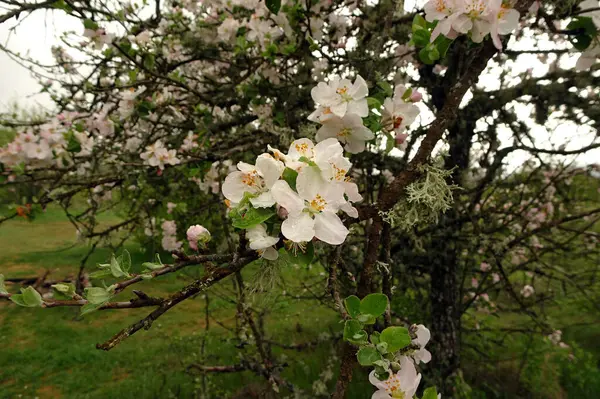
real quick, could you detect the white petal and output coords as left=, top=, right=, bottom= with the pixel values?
left=222, top=171, right=257, bottom=203
left=343, top=181, right=362, bottom=202
left=281, top=213, right=315, bottom=242
left=255, top=154, right=284, bottom=188
left=297, top=165, right=327, bottom=201
left=314, top=211, right=348, bottom=245
left=349, top=75, right=368, bottom=99
left=330, top=101, right=347, bottom=117
left=250, top=191, right=275, bottom=208
left=340, top=202, right=359, bottom=218
left=368, top=370, right=388, bottom=390
left=347, top=98, right=369, bottom=117
left=261, top=246, right=279, bottom=260
left=271, top=180, right=305, bottom=215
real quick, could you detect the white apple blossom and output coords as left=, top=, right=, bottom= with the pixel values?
left=489, top=1, right=521, bottom=49
left=222, top=154, right=285, bottom=208
left=369, top=356, right=422, bottom=399
left=425, top=0, right=461, bottom=41
left=315, top=113, right=374, bottom=154
left=521, top=284, right=535, bottom=297
left=140, top=140, right=181, bottom=170
left=309, top=74, right=369, bottom=121
left=247, top=224, right=280, bottom=260
left=83, top=27, right=114, bottom=50
left=411, top=324, right=432, bottom=364
left=381, top=85, right=420, bottom=143
left=271, top=166, right=348, bottom=245
left=217, top=18, right=241, bottom=42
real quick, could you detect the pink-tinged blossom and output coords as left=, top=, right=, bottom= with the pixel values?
left=480, top=262, right=491, bottom=272
left=140, top=140, right=181, bottom=170
left=369, top=356, right=421, bottom=399
left=83, top=27, right=114, bottom=50
left=186, top=225, right=211, bottom=251
left=521, top=285, right=534, bottom=298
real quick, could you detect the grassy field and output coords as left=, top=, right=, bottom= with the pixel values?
left=1, top=204, right=599, bottom=398
left=0, top=206, right=375, bottom=399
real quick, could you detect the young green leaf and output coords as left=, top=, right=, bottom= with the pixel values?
left=380, top=326, right=411, bottom=353
left=266, top=0, right=281, bottom=14
left=80, top=302, right=104, bottom=317
left=10, top=286, right=44, bottom=307
left=110, top=254, right=127, bottom=278
left=422, top=386, right=439, bottom=399
left=84, top=286, right=113, bottom=304
left=359, top=293, right=388, bottom=317
left=120, top=249, right=132, bottom=274
left=343, top=320, right=368, bottom=344
left=230, top=206, right=276, bottom=229
left=357, top=346, right=383, bottom=366
left=51, top=283, right=76, bottom=299
left=282, top=167, right=298, bottom=191
left=344, top=295, right=361, bottom=318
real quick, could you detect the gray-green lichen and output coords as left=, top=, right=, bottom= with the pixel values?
left=381, top=163, right=459, bottom=230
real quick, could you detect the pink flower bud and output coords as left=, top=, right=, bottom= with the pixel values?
left=409, top=90, right=422, bottom=103
left=395, top=133, right=408, bottom=146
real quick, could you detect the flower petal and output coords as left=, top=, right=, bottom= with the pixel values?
left=271, top=180, right=305, bottom=215
left=281, top=213, right=315, bottom=243
left=314, top=211, right=348, bottom=245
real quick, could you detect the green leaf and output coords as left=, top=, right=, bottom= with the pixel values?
left=10, top=286, right=44, bottom=307
left=110, top=254, right=127, bottom=278
left=380, top=326, right=411, bottom=353
left=266, top=0, right=281, bottom=14
left=570, top=34, right=593, bottom=51
left=230, top=205, right=276, bottom=229
left=343, top=320, right=368, bottom=344
left=356, top=314, right=377, bottom=324
left=412, top=14, right=427, bottom=31
left=84, top=286, right=113, bottom=304
left=140, top=273, right=154, bottom=280
left=89, top=269, right=113, bottom=279
left=357, top=346, right=383, bottom=366
left=0, top=274, right=7, bottom=294
left=367, top=97, right=382, bottom=110
left=370, top=331, right=381, bottom=345
left=344, top=295, right=361, bottom=318
left=412, top=28, right=431, bottom=47
left=419, top=46, right=436, bottom=65
left=282, top=167, right=298, bottom=191
left=359, top=293, right=388, bottom=317
left=376, top=81, right=393, bottom=97
left=83, top=18, right=98, bottom=30
left=51, top=283, right=76, bottom=299
left=567, top=16, right=598, bottom=36
left=433, top=35, right=454, bottom=58
left=120, top=250, right=132, bottom=273
left=422, top=386, right=439, bottom=399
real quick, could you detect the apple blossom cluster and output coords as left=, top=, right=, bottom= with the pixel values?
left=140, top=140, right=181, bottom=170
left=0, top=112, right=94, bottom=169
left=222, top=137, right=362, bottom=259
left=424, top=0, right=520, bottom=50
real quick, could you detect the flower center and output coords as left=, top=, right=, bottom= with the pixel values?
left=393, top=116, right=404, bottom=129
left=337, top=127, right=352, bottom=138
left=336, top=86, right=352, bottom=102
left=333, top=165, right=347, bottom=181
left=309, top=194, right=326, bottom=212
left=435, top=0, right=446, bottom=13
left=241, top=171, right=260, bottom=187
left=294, top=143, right=312, bottom=157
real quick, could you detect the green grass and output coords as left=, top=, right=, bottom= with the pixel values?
left=1, top=205, right=599, bottom=398
left=0, top=206, right=377, bottom=398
